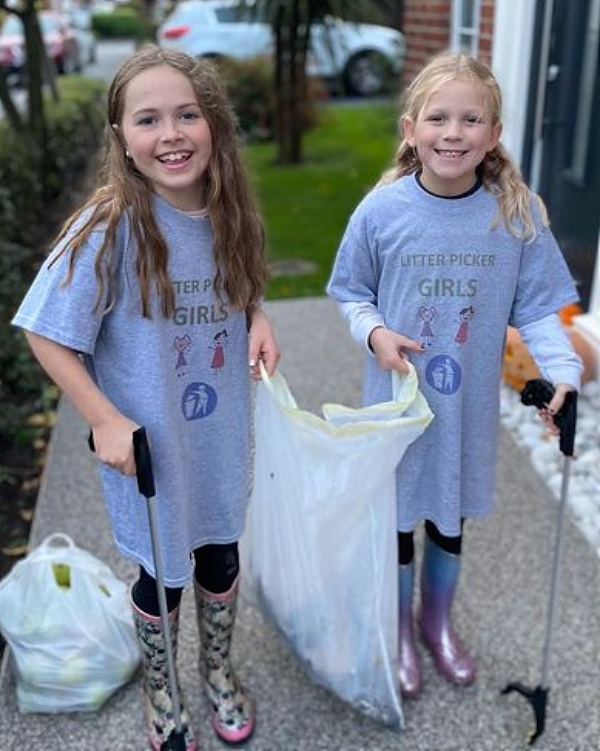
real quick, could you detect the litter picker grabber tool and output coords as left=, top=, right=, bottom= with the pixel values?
left=501, top=379, right=578, bottom=746
left=132, top=427, right=187, bottom=751
left=89, top=427, right=187, bottom=751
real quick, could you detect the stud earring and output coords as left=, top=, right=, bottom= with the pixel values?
left=125, top=149, right=131, bottom=158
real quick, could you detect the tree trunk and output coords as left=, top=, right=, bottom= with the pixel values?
left=141, top=0, right=158, bottom=41
left=273, top=5, right=287, bottom=162
left=255, top=0, right=385, bottom=165
left=0, top=69, right=23, bottom=131
left=22, top=5, right=56, bottom=197
left=274, top=0, right=310, bottom=165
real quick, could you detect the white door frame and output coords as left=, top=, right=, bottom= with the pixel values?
left=491, top=0, right=600, bottom=370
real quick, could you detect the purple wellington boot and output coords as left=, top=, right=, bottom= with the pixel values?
left=397, top=562, right=422, bottom=699
left=419, top=536, right=476, bottom=686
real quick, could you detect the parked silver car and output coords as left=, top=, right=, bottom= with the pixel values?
left=157, top=0, right=405, bottom=96
left=66, top=6, right=98, bottom=65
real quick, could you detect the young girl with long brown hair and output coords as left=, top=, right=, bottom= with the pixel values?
left=13, top=45, right=279, bottom=749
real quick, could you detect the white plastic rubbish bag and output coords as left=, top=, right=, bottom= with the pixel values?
left=241, top=363, right=433, bottom=729
left=0, top=533, right=140, bottom=713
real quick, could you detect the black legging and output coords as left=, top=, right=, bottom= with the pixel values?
left=397, top=520, right=463, bottom=566
left=132, top=542, right=240, bottom=617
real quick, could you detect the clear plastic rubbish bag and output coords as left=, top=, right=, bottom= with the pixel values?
left=241, top=363, right=433, bottom=729
left=0, top=533, right=140, bottom=713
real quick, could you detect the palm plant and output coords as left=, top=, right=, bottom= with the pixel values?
left=239, top=0, right=386, bottom=163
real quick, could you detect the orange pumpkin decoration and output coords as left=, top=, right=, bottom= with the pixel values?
left=503, top=326, right=541, bottom=391
left=559, top=303, right=585, bottom=326
left=502, top=306, right=597, bottom=391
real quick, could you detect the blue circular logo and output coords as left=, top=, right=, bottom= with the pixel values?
left=181, top=382, right=218, bottom=421
left=426, top=355, right=461, bottom=395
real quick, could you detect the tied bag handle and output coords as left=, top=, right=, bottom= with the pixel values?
left=37, top=532, right=77, bottom=551
left=20, top=533, right=120, bottom=592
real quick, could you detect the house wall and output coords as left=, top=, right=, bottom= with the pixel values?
left=399, top=0, right=600, bottom=368
left=400, top=0, right=452, bottom=86
left=400, top=0, right=495, bottom=88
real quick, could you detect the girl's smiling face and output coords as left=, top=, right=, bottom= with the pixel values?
left=119, top=64, right=212, bottom=212
left=403, top=78, right=502, bottom=197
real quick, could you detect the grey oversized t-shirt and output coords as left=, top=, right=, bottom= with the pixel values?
left=13, top=196, right=252, bottom=586
left=327, top=175, right=580, bottom=536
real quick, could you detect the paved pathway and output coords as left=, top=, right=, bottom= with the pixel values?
left=1, top=297, right=599, bottom=751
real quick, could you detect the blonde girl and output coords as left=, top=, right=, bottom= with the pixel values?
left=327, top=51, right=581, bottom=701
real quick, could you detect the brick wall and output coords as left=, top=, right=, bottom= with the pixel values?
left=401, top=0, right=495, bottom=89
left=478, top=0, right=495, bottom=63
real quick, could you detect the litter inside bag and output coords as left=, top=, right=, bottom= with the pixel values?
left=241, top=364, right=433, bottom=729
left=0, top=533, right=140, bottom=713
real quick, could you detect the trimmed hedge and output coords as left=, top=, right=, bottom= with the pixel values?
left=0, top=75, right=106, bottom=447
left=91, top=8, right=152, bottom=40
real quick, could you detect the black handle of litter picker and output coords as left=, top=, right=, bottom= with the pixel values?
left=132, top=427, right=155, bottom=499
left=88, top=427, right=156, bottom=498
left=519, top=379, right=578, bottom=457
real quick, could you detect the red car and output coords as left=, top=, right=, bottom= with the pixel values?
left=0, top=10, right=81, bottom=83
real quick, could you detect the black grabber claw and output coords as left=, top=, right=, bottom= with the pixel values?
left=501, top=683, right=548, bottom=745
left=502, top=379, right=577, bottom=746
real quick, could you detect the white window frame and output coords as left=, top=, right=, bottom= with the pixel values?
left=451, top=0, right=482, bottom=56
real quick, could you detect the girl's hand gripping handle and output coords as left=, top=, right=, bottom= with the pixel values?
left=520, top=379, right=578, bottom=457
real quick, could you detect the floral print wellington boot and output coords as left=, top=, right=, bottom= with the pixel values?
left=194, top=577, right=255, bottom=744
left=131, top=599, right=197, bottom=751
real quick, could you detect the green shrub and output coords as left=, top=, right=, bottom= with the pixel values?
left=0, top=129, right=44, bottom=246
left=44, top=76, right=107, bottom=198
left=0, top=239, right=47, bottom=451
left=92, top=8, right=150, bottom=39
left=215, top=56, right=324, bottom=141
left=0, top=76, right=106, bottom=445
left=215, top=56, right=276, bottom=140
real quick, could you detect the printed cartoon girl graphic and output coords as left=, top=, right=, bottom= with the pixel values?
left=172, top=335, right=192, bottom=374
left=455, top=306, right=475, bottom=346
left=418, top=306, right=437, bottom=348
left=210, top=329, right=229, bottom=373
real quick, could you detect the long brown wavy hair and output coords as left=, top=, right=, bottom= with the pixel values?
left=379, top=51, right=548, bottom=241
left=51, top=44, right=267, bottom=317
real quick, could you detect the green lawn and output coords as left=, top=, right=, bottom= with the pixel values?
left=244, top=101, right=398, bottom=299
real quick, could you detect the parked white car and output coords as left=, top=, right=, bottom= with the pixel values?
left=157, top=0, right=405, bottom=96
